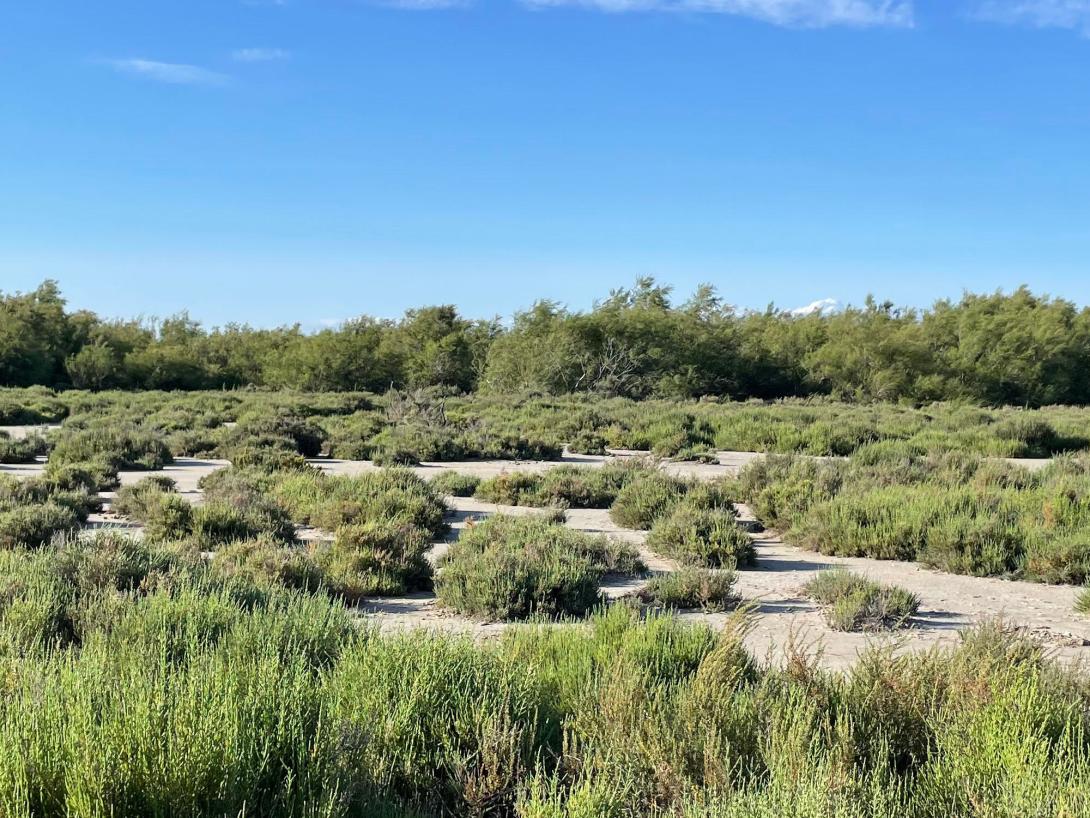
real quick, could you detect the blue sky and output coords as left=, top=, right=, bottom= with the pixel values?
left=1, top=0, right=1089, bottom=328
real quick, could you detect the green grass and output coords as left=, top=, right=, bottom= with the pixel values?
left=804, top=570, right=920, bottom=631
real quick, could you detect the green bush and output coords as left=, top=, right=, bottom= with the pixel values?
left=804, top=570, right=919, bottom=631
left=637, top=568, right=738, bottom=611
left=192, top=502, right=276, bottom=549
left=142, top=493, right=196, bottom=543
left=112, top=475, right=178, bottom=520
left=0, top=502, right=81, bottom=549
left=272, top=468, right=447, bottom=538
left=428, top=471, right=481, bottom=497
left=1076, top=586, right=1090, bottom=615
left=537, top=461, right=652, bottom=508
left=320, top=519, right=434, bottom=600
left=50, top=425, right=172, bottom=470
left=646, top=506, right=756, bottom=568
left=211, top=540, right=325, bottom=595
left=0, top=434, right=48, bottom=464
left=609, top=474, right=688, bottom=529
left=42, top=459, right=120, bottom=491
left=436, top=515, right=621, bottom=619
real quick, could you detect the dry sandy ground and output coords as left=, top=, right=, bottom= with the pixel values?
left=0, top=444, right=1082, bottom=669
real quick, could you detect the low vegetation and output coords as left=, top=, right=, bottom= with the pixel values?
left=0, top=547, right=1084, bottom=817
left=740, top=450, right=1090, bottom=584
left=474, top=460, right=652, bottom=508
left=803, top=570, right=920, bottom=632
left=646, top=506, right=756, bottom=568
left=436, top=515, right=644, bottom=619
left=637, top=567, right=739, bottom=611
left=0, top=433, right=47, bottom=464
left=428, top=471, right=480, bottom=497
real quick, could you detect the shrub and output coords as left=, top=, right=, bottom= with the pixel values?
left=192, top=502, right=275, bottom=549
left=803, top=570, right=919, bottom=631
left=609, top=474, right=687, bottom=529
left=1076, top=586, right=1090, bottom=615
left=0, top=502, right=80, bottom=549
left=223, top=413, right=327, bottom=457
left=0, top=434, right=48, bottom=464
left=199, top=469, right=296, bottom=543
left=567, top=430, right=608, bottom=456
left=637, top=568, right=738, bottom=611
left=321, top=519, right=434, bottom=599
left=436, top=515, right=619, bottom=619
left=429, top=471, right=481, bottom=497
left=272, top=468, right=447, bottom=539
left=53, top=531, right=184, bottom=597
left=142, top=493, right=196, bottom=543
left=211, top=540, right=325, bottom=595
left=646, top=506, right=756, bottom=568
left=112, top=475, right=178, bottom=520
left=50, top=425, right=172, bottom=470
left=42, top=459, right=120, bottom=491
left=474, top=471, right=542, bottom=505
left=224, top=443, right=312, bottom=472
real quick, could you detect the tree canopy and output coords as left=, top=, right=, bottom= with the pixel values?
left=2, top=279, right=1088, bottom=407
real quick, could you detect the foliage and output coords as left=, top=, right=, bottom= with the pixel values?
left=0, top=542, right=1087, bottom=817
left=436, top=515, right=642, bottom=619
left=645, top=505, right=756, bottom=568
left=637, top=567, right=739, bottom=611
left=803, top=570, right=920, bottom=631
left=5, top=280, right=1090, bottom=407
left=429, top=471, right=481, bottom=497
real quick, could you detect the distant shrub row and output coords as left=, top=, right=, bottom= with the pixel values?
left=7, top=279, right=1090, bottom=407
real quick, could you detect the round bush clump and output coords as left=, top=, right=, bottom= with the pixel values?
left=637, top=568, right=738, bottom=611
left=609, top=475, right=687, bottom=530
left=0, top=502, right=80, bottom=549
left=429, top=471, right=481, bottom=498
left=436, top=515, right=609, bottom=620
left=646, top=506, right=755, bottom=569
left=803, top=570, right=919, bottom=632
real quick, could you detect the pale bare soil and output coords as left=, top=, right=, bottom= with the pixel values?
left=1, top=445, right=1083, bottom=668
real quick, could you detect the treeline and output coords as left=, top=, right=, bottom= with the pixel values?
left=3, top=278, right=1089, bottom=406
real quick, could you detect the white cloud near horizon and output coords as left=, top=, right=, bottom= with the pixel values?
left=522, top=0, right=913, bottom=27
left=972, top=1, right=1090, bottom=34
left=232, top=47, right=291, bottom=61
left=790, top=297, right=839, bottom=316
left=104, top=59, right=228, bottom=85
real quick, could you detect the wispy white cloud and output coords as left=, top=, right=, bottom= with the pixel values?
left=523, top=0, right=913, bottom=27
left=790, top=297, right=838, bottom=316
left=971, top=1, right=1090, bottom=34
left=232, top=47, right=291, bottom=62
left=103, top=58, right=228, bottom=85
